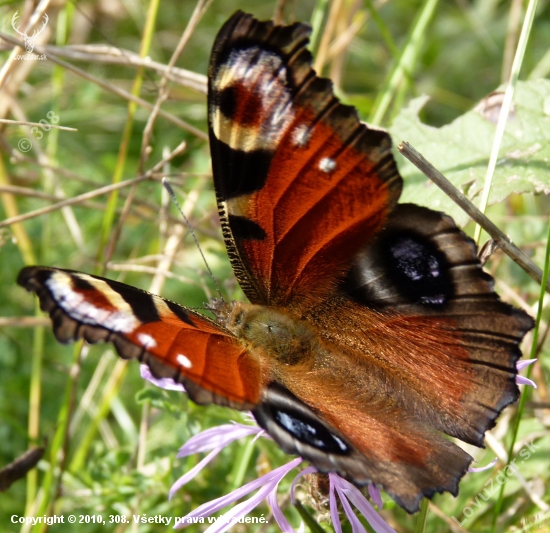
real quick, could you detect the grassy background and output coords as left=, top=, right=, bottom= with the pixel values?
left=1, top=0, right=549, bottom=532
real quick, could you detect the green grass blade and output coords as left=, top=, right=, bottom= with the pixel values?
left=96, top=0, right=161, bottom=266
left=368, top=0, right=439, bottom=126
left=491, top=218, right=550, bottom=532
left=474, top=0, right=539, bottom=244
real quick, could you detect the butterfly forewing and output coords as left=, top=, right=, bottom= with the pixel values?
left=17, top=267, right=261, bottom=409
left=208, top=11, right=402, bottom=307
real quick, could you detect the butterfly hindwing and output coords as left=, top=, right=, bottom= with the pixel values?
left=335, top=203, right=534, bottom=445
left=254, top=382, right=472, bottom=513
left=208, top=11, right=402, bottom=307
left=17, top=267, right=261, bottom=409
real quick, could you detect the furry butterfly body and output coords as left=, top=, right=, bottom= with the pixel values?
left=18, top=11, right=534, bottom=513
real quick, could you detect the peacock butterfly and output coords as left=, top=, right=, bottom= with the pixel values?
left=17, top=11, right=534, bottom=513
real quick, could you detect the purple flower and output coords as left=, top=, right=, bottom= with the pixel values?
left=169, top=421, right=396, bottom=533
left=170, top=422, right=266, bottom=499
left=140, top=364, right=186, bottom=391
left=468, top=457, right=498, bottom=473
left=516, top=359, right=537, bottom=388
left=141, top=366, right=395, bottom=532
left=326, top=474, right=395, bottom=533
left=291, top=467, right=394, bottom=533
left=174, top=456, right=302, bottom=532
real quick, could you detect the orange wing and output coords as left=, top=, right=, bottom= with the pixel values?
left=208, top=11, right=402, bottom=307
left=17, top=267, right=261, bottom=410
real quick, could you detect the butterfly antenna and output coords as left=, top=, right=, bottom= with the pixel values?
left=162, top=178, right=224, bottom=301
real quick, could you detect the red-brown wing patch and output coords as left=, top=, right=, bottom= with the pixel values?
left=17, top=266, right=261, bottom=409
left=307, top=204, right=534, bottom=447
left=253, top=381, right=472, bottom=513
left=208, top=11, right=402, bottom=307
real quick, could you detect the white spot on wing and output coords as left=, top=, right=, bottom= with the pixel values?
left=319, top=157, right=336, bottom=173
left=292, top=124, right=310, bottom=147
left=46, top=272, right=140, bottom=333
left=137, top=333, right=157, bottom=349
left=177, top=354, right=193, bottom=369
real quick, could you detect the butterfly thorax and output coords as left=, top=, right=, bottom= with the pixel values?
left=213, top=300, right=320, bottom=367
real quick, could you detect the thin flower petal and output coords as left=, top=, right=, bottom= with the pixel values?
left=178, top=424, right=263, bottom=457
left=368, top=484, right=383, bottom=509
left=268, top=488, right=295, bottom=533
left=329, top=474, right=343, bottom=533
left=251, top=428, right=270, bottom=443
left=335, top=477, right=397, bottom=533
left=202, top=483, right=277, bottom=533
left=516, top=359, right=537, bottom=389
left=170, top=447, right=223, bottom=498
left=334, top=482, right=367, bottom=533
left=179, top=470, right=277, bottom=519
left=293, top=469, right=391, bottom=533
left=516, top=375, right=537, bottom=388
left=174, top=458, right=303, bottom=529
left=469, top=457, right=497, bottom=473
left=140, top=365, right=186, bottom=391
left=175, top=481, right=265, bottom=529
left=516, top=358, right=537, bottom=371
left=290, top=466, right=317, bottom=504
left=516, top=358, right=537, bottom=387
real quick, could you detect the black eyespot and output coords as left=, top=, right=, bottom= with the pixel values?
left=254, top=383, right=351, bottom=455
left=273, top=408, right=349, bottom=454
left=384, top=231, right=453, bottom=306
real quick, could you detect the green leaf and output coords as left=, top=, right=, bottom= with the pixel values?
left=390, top=79, right=550, bottom=226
